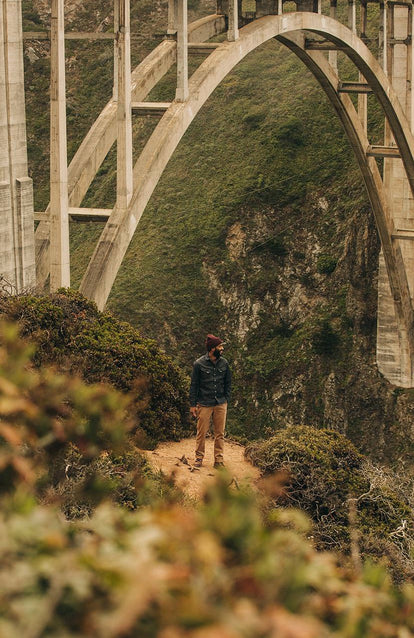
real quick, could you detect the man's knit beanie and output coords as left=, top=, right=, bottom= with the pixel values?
left=205, top=334, right=224, bottom=351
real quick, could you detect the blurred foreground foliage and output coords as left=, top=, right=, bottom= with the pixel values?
left=1, top=322, right=414, bottom=636
left=2, top=482, right=414, bottom=636
left=0, top=289, right=192, bottom=446
left=0, top=321, right=183, bottom=515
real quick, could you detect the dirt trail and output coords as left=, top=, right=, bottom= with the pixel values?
left=146, top=437, right=260, bottom=498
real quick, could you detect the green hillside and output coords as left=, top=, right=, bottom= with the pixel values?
left=24, top=0, right=414, bottom=464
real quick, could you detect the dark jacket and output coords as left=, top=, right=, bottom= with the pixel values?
left=189, top=354, right=232, bottom=407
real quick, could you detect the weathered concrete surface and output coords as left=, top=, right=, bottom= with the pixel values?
left=175, top=0, right=189, bottom=101
left=115, top=0, right=133, bottom=210
left=0, top=0, right=35, bottom=290
left=79, top=9, right=414, bottom=380
left=376, top=3, right=414, bottom=386
left=35, top=13, right=226, bottom=286
left=49, top=0, right=70, bottom=290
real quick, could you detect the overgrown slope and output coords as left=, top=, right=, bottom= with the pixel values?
left=24, top=0, right=414, bottom=465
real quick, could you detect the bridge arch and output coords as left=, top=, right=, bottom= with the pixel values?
left=79, top=11, right=414, bottom=364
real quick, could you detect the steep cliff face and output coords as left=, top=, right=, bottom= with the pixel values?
left=24, top=0, right=414, bottom=465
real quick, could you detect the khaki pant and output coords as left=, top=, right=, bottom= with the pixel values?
left=195, top=403, right=227, bottom=463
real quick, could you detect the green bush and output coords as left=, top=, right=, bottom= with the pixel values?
left=245, top=426, right=414, bottom=579
left=311, top=319, right=340, bottom=356
left=242, top=106, right=267, bottom=130
left=0, top=290, right=192, bottom=446
left=317, top=254, right=338, bottom=275
left=276, top=117, right=306, bottom=148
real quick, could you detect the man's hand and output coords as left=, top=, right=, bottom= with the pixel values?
left=190, top=406, right=198, bottom=419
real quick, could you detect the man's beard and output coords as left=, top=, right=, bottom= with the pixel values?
left=213, top=348, right=222, bottom=358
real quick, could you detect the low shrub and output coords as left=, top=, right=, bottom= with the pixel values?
left=0, top=290, right=192, bottom=446
left=317, top=254, right=338, bottom=275
left=275, top=117, right=306, bottom=148
left=245, top=425, right=414, bottom=580
left=311, top=319, right=340, bottom=356
left=242, top=106, right=267, bottom=130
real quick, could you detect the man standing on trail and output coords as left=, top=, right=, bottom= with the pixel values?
left=189, top=334, right=232, bottom=469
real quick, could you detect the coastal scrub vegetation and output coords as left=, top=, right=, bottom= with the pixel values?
left=0, top=290, right=192, bottom=447
left=246, top=425, right=414, bottom=581
left=1, top=323, right=414, bottom=636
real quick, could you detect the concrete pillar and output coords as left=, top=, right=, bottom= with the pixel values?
left=50, top=0, right=70, bottom=290
left=168, top=0, right=177, bottom=36
left=408, top=4, right=413, bottom=127
left=0, top=1, right=15, bottom=285
left=175, top=0, right=188, bottom=101
left=228, top=0, right=239, bottom=41
left=113, top=0, right=119, bottom=100
left=216, top=0, right=225, bottom=14
left=348, top=0, right=356, bottom=33
left=377, top=1, right=414, bottom=386
left=358, top=1, right=368, bottom=133
left=115, top=0, right=133, bottom=210
left=379, top=1, right=387, bottom=72
left=329, top=0, right=338, bottom=71
left=0, top=0, right=35, bottom=290
left=360, top=0, right=367, bottom=40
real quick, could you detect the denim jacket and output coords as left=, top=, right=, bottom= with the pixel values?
left=189, top=354, right=232, bottom=407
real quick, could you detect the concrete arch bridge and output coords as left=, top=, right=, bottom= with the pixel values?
left=2, top=0, right=414, bottom=385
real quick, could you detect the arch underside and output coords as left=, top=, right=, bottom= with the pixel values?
left=39, top=12, right=414, bottom=377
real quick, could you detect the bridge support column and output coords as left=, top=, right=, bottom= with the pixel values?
left=377, top=0, right=414, bottom=386
left=329, top=0, right=338, bottom=70
left=115, top=0, right=133, bottom=209
left=168, top=0, right=177, bottom=36
left=228, top=0, right=239, bottom=41
left=50, top=0, right=70, bottom=290
left=0, top=0, right=35, bottom=291
left=358, top=0, right=368, bottom=132
left=175, top=0, right=188, bottom=101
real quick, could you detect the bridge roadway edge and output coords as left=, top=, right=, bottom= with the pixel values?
left=78, top=12, right=414, bottom=385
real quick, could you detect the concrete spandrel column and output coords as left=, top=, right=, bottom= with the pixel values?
left=1, top=0, right=35, bottom=290
left=329, top=0, right=337, bottom=71
left=228, top=0, right=239, bottom=41
left=16, top=177, right=35, bottom=288
left=348, top=0, right=356, bottom=33
left=50, top=0, right=70, bottom=290
left=115, top=0, right=133, bottom=210
left=358, top=2, right=368, bottom=133
left=113, top=0, right=119, bottom=100
left=168, top=0, right=177, bottom=35
left=175, top=0, right=188, bottom=101
left=0, top=1, right=10, bottom=186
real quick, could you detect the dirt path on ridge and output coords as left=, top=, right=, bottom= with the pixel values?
left=145, top=437, right=260, bottom=499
